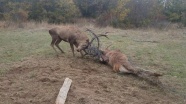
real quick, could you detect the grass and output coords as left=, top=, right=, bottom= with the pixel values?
left=99, top=28, right=186, bottom=99
left=1, top=27, right=185, bottom=77
left=0, top=25, right=186, bottom=100
left=0, top=29, right=47, bottom=63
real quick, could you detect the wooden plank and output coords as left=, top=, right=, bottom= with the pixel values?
left=56, top=78, right=72, bottom=104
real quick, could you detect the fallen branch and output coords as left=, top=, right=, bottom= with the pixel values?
left=133, top=68, right=163, bottom=85
left=56, top=78, right=72, bottom=104
left=133, top=40, right=159, bottom=43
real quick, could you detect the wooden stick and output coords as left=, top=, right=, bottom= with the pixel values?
left=56, top=78, right=72, bottom=104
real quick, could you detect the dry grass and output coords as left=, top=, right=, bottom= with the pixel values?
left=0, top=21, right=59, bottom=30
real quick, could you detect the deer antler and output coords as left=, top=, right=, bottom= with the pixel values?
left=105, top=44, right=112, bottom=49
left=84, top=28, right=111, bottom=60
left=97, top=34, right=109, bottom=39
left=97, top=32, right=110, bottom=39
left=86, top=28, right=100, bottom=49
left=86, top=28, right=110, bottom=49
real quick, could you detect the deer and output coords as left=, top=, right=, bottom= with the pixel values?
left=99, top=49, right=163, bottom=85
left=49, top=26, right=108, bottom=57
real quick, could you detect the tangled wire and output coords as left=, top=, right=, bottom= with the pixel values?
left=84, top=44, right=103, bottom=59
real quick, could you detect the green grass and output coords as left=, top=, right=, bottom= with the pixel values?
left=0, top=29, right=45, bottom=63
left=0, top=27, right=186, bottom=98
left=1, top=28, right=186, bottom=78
left=0, top=29, right=70, bottom=64
left=99, top=30, right=186, bottom=99
left=160, top=41, right=186, bottom=77
left=100, top=32, right=186, bottom=79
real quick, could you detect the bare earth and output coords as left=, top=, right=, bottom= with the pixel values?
left=0, top=54, right=182, bottom=104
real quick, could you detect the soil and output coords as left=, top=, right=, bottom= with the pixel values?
left=0, top=54, right=182, bottom=104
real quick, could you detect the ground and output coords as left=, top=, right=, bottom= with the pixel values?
left=0, top=55, right=181, bottom=104
left=0, top=23, right=186, bottom=104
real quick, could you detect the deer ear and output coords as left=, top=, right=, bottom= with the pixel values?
left=101, top=55, right=109, bottom=62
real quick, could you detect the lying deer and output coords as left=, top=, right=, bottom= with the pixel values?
left=49, top=26, right=108, bottom=57
left=100, top=49, right=162, bottom=84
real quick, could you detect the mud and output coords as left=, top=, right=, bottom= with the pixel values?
left=0, top=55, right=181, bottom=104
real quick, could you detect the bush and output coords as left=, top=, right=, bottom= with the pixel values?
left=181, top=13, right=186, bottom=26
left=28, top=0, right=81, bottom=24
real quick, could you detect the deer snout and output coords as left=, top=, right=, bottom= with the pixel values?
left=76, top=43, right=88, bottom=52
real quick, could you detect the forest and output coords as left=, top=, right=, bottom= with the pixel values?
left=0, top=0, right=186, bottom=28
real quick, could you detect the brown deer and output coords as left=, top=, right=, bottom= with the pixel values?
left=49, top=26, right=105, bottom=57
left=100, top=49, right=162, bottom=84
left=100, top=49, right=135, bottom=73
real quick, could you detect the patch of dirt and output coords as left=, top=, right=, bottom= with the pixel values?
left=0, top=55, right=183, bottom=104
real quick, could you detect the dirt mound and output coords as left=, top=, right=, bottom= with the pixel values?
left=0, top=55, right=181, bottom=104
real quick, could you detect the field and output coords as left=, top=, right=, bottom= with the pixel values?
left=0, top=23, right=186, bottom=104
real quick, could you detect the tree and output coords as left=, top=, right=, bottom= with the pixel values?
left=74, top=0, right=129, bottom=27
left=123, top=0, right=164, bottom=27
left=74, top=0, right=110, bottom=18
left=28, top=0, right=80, bottom=23
left=163, top=0, right=186, bottom=23
left=0, top=0, right=30, bottom=22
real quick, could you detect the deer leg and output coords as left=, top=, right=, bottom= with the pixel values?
left=70, top=43, right=75, bottom=57
left=51, top=39, right=59, bottom=56
left=123, top=60, right=135, bottom=73
left=55, top=39, right=64, bottom=53
left=80, top=51, right=84, bottom=57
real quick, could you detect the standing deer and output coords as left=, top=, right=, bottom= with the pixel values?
left=49, top=26, right=104, bottom=57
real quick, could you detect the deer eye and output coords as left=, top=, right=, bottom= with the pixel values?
left=86, top=39, right=89, bottom=42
